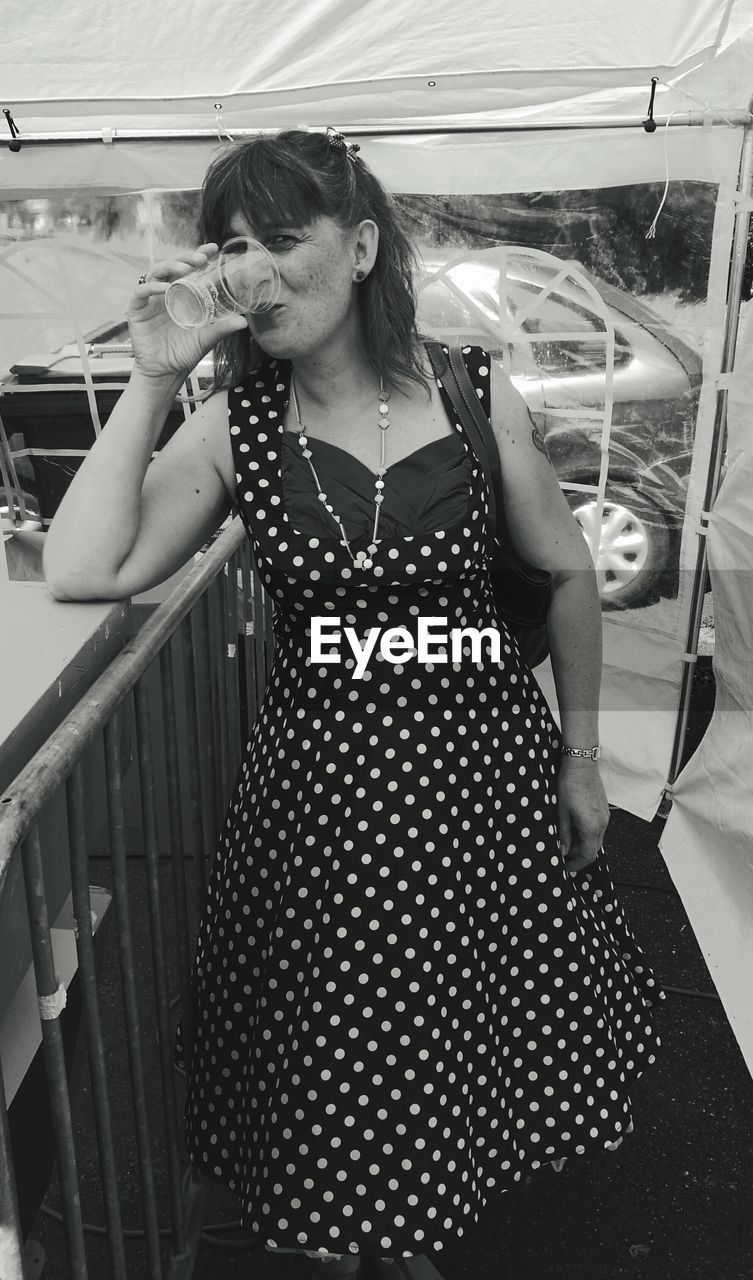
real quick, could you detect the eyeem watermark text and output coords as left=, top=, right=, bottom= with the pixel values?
left=311, top=616, right=505, bottom=679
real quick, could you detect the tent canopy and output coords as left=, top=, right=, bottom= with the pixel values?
left=2, top=0, right=753, bottom=136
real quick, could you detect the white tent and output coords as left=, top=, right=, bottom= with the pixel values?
left=2, top=1, right=753, bottom=1069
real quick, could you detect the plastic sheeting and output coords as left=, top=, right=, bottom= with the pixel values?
left=659, top=297, right=753, bottom=1075
left=1, top=121, right=744, bottom=198
left=0, top=127, right=741, bottom=823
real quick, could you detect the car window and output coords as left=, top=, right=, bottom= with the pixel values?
left=513, top=283, right=631, bottom=374
left=416, top=271, right=538, bottom=378
left=417, top=257, right=633, bottom=381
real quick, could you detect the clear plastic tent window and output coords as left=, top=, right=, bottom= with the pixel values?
left=0, top=174, right=725, bottom=808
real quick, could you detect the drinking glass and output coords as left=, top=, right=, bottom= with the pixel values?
left=164, top=236, right=281, bottom=328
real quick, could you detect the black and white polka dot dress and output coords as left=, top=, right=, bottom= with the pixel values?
left=178, top=345, right=664, bottom=1264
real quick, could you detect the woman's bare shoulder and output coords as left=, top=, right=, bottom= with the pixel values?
left=187, top=386, right=236, bottom=504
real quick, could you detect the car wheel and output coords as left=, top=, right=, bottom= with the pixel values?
left=567, top=488, right=673, bottom=610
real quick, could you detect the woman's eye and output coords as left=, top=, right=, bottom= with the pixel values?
left=269, top=234, right=296, bottom=248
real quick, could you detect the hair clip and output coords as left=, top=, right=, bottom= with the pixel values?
left=326, top=126, right=361, bottom=163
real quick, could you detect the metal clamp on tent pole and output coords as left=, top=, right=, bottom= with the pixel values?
left=657, top=783, right=674, bottom=818
left=731, top=189, right=753, bottom=211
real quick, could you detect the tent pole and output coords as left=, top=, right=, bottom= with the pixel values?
left=662, top=118, right=753, bottom=807
left=8, top=113, right=753, bottom=144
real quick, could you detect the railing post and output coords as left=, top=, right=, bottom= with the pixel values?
left=0, top=1058, right=28, bottom=1280
left=66, top=761, right=129, bottom=1280
left=20, top=822, right=88, bottom=1278
left=252, top=562, right=269, bottom=710
left=208, top=577, right=230, bottom=806
left=160, top=642, right=195, bottom=1082
left=132, top=677, right=188, bottom=1260
left=176, top=617, right=208, bottom=926
left=190, top=594, right=222, bottom=858
left=223, top=553, right=242, bottom=776
left=240, top=540, right=257, bottom=735
left=103, top=712, right=163, bottom=1280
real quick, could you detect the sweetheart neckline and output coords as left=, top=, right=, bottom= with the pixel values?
left=280, top=429, right=463, bottom=480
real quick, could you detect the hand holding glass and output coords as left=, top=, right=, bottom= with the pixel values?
left=164, top=237, right=281, bottom=328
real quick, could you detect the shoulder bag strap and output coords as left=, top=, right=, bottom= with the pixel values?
left=424, top=341, right=508, bottom=543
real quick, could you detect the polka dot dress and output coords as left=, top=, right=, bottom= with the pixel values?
left=176, top=345, right=664, bottom=1264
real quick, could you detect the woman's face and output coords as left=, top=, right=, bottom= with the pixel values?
left=225, top=209, right=369, bottom=361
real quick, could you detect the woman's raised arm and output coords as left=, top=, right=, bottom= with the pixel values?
left=42, top=246, right=247, bottom=601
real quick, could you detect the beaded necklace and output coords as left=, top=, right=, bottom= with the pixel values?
left=289, top=377, right=391, bottom=571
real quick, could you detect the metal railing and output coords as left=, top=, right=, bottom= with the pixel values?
left=0, top=517, right=274, bottom=1278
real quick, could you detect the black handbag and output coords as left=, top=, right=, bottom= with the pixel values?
left=425, top=341, right=552, bottom=669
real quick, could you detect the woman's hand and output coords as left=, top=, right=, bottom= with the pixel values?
left=557, top=758, right=610, bottom=874
left=128, top=243, right=249, bottom=382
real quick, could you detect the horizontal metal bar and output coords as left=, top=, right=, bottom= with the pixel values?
left=5, top=113, right=752, bottom=144
left=0, top=384, right=130, bottom=396
left=0, top=515, right=246, bottom=878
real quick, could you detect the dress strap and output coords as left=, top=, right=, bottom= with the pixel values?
left=227, top=358, right=292, bottom=535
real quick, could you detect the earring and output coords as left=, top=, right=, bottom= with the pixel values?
left=354, top=269, right=366, bottom=282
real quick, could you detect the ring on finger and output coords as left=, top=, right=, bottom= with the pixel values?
left=138, top=273, right=148, bottom=285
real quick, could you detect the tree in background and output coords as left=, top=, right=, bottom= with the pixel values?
left=397, top=181, right=717, bottom=304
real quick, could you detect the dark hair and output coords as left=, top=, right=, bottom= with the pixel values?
left=199, top=130, right=430, bottom=394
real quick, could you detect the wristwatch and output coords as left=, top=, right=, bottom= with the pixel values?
left=561, top=745, right=601, bottom=760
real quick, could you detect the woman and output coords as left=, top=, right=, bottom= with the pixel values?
left=43, top=130, right=663, bottom=1279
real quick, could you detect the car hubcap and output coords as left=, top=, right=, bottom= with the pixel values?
left=572, top=499, right=650, bottom=596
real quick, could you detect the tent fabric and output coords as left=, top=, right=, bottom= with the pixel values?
left=0, top=123, right=743, bottom=197
left=2, top=0, right=753, bottom=135
left=659, top=296, right=753, bottom=1072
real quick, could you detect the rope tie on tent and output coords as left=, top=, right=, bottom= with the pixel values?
left=3, top=107, right=21, bottom=152
left=214, top=103, right=234, bottom=143
left=645, top=109, right=680, bottom=239
left=642, top=74, right=740, bottom=240
left=642, top=78, right=658, bottom=133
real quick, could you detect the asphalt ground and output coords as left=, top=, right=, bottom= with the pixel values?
left=22, top=655, right=753, bottom=1280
